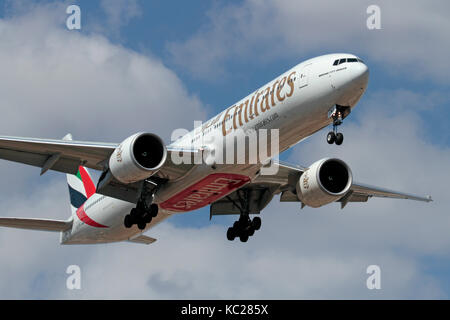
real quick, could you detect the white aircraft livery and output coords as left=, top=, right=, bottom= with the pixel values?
left=0, top=53, right=432, bottom=245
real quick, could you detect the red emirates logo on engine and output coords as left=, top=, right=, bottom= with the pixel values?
left=160, top=173, right=250, bottom=212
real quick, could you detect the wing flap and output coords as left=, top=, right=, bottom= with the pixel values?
left=128, top=235, right=157, bottom=245
left=350, top=182, right=432, bottom=202
left=0, top=217, right=72, bottom=232
left=0, top=148, right=83, bottom=174
left=280, top=190, right=300, bottom=202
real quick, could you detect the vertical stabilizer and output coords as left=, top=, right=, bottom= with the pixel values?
left=63, top=134, right=96, bottom=217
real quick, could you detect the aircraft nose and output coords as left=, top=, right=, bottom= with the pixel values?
left=353, top=62, right=369, bottom=88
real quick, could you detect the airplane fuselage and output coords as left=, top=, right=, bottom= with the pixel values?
left=63, top=53, right=369, bottom=244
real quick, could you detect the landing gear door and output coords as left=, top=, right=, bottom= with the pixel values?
left=328, top=105, right=351, bottom=121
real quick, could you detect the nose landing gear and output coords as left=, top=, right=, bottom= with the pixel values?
left=327, top=130, right=344, bottom=145
left=327, top=105, right=349, bottom=145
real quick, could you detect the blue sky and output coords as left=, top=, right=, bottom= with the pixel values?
left=0, top=0, right=449, bottom=299
left=75, top=0, right=449, bottom=146
left=2, top=0, right=445, bottom=145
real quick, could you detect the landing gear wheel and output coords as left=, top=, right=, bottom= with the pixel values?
left=247, top=227, right=255, bottom=237
left=327, top=131, right=336, bottom=144
left=227, top=227, right=236, bottom=241
left=252, top=217, right=262, bottom=231
left=335, top=133, right=344, bottom=145
left=149, top=204, right=158, bottom=218
left=144, top=214, right=152, bottom=224
left=130, top=208, right=138, bottom=219
left=124, top=215, right=133, bottom=228
left=137, top=221, right=146, bottom=230
left=240, top=234, right=249, bottom=243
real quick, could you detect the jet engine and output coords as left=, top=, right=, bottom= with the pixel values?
left=296, top=158, right=353, bottom=208
left=109, top=133, right=167, bottom=184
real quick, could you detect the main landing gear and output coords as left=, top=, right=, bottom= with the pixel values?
left=227, top=215, right=261, bottom=243
left=224, top=189, right=262, bottom=242
left=327, top=106, right=347, bottom=145
left=124, top=202, right=158, bottom=230
left=124, top=179, right=163, bottom=230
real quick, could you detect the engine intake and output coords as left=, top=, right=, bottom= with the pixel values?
left=296, top=158, right=353, bottom=208
left=109, top=133, right=167, bottom=184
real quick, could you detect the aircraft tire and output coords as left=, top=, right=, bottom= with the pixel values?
left=335, top=133, right=344, bottom=145
left=327, top=131, right=336, bottom=144
left=144, top=214, right=152, bottom=224
left=240, top=234, right=249, bottom=242
left=130, top=208, right=138, bottom=219
left=137, top=221, right=146, bottom=230
left=227, top=227, right=236, bottom=241
left=150, top=204, right=158, bottom=218
left=124, top=215, right=133, bottom=228
left=252, top=217, right=262, bottom=231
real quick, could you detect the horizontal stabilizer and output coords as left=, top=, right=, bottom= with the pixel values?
left=128, top=235, right=157, bottom=245
left=0, top=217, right=72, bottom=232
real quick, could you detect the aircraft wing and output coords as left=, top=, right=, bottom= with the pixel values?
left=211, top=160, right=432, bottom=217
left=0, top=134, right=201, bottom=203
left=262, top=160, right=431, bottom=202
left=0, top=134, right=199, bottom=178
left=0, top=135, right=118, bottom=174
left=275, top=160, right=430, bottom=204
left=0, top=135, right=432, bottom=208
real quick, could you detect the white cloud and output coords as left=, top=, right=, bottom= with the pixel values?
left=168, top=0, right=450, bottom=82
left=0, top=3, right=206, bottom=143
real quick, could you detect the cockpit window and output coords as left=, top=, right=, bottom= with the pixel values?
left=333, top=57, right=365, bottom=66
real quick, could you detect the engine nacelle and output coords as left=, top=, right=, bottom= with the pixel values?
left=296, top=158, right=353, bottom=208
left=109, top=133, right=167, bottom=184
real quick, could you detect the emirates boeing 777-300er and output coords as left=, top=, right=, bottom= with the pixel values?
left=0, top=53, right=432, bottom=245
